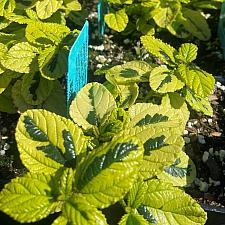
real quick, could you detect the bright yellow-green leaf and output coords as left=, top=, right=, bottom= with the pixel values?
left=16, top=109, right=87, bottom=173
left=105, top=60, right=153, bottom=84
left=64, top=0, right=81, bottom=11
left=105, top=9, right=129, bottom=32
left=26, top=21, right=70, bottom=46
left=63, top=194, right=108, bottom=225
left=142, top=179, right=207, bottom=225
left=76, top=136, right=144, bottom=208
left=122, top=125, right=184, bottom=178
left=157, top=151, right=196, bottom=187
left=0, top=173, right=60, bottom=223
left=150, top=66, right=184, bottom=93
left=176, top=43, right=198, bottom=63
left=0, top=0, right=15, bottom=16
left=36, top=0, right=63, bottom=19
left=178, top=64, right=215, bottom=98
left=141, top=35, right=177, bottom=66
left=1, top=42, right=38, bottom=73
left=184, top=88, right=213, bottom=116
left=153, top=1, right=181, bottom=28
left=119, top=213, right=149, bottom=225
left=70, top=82, right=117, bottom=130
left=128, top=103, right=187, bottom=133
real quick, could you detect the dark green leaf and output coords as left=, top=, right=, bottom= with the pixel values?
left=37, top=144, right=65, bottom=164
left=24, top=116, right=49, bottom=142
left=137, top=205, right=157, bottom=224
left=136, top=114, right=169, bottom=127
left=144, top=135, right=167, bottom=155
left=164, top=158, right=192, bottom=178
left=62, top=129, right=76, bottom=167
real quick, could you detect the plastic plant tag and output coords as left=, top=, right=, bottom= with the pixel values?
left=67, top=20, right=89, bottom=110
left=98, top=0, right=108, bottom=37
left=218, top=1, right=225, bottom=59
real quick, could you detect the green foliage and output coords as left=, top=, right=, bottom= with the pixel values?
left=104, top=0, right=222, bottom=40
left=0, top=82, right=206, bottom=225
left=0, top=0, right=82, bottom=114
left=100, top=37, right=214, bottom=116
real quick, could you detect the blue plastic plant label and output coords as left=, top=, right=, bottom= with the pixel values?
left=98, top=0, right=108, bottom=36
left=218, top=1, right=225, bottom=59
left=67, top=20, right=89, bottom=109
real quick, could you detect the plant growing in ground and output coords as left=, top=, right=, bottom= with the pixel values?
left=97, top=36, right=215, bottom=116
left=0, top=0, right=83, bottom=114
left=0, top=82, right=206, bottom=225
left=104, top=0, right=222, bottom=40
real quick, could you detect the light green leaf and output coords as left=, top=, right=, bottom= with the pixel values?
left=119, top=213, right=149, bottom=225
left=161, top=93, right=190, bottom=130
left=63, top=194, right=108, bottom=225
left=70, top=82, right=117, bottom=130
left=76, top=136, right=144, bottom=208
left=16, top=109, right=86, bottom=173
left=0, top=0, right=15, bottom=16
left=128, top=103, right=186, bottom=133
left=38, top=45, right=68, bottom=80
left=105, top=9, right=129, bottom=32
left=105, top=61, right=153, bottom=84
left=117, top=83, right=139, bottom=108
left=182, top=7, right=211, bottom=41
left=26, top=21, right=70, bottom=46
left=178, top=64, right=215, bottom=98
left=108, top=0, right=133, bottom=3
left=51, top=216, right=68, bottom=225
left=64, top=0, right=81, bottom=11
left=127, top=181, right=148, bottom=209
left=0, top=42, right=7, bottom=59
left=36, top=0, right=63, bottom=19
left=153, top=1, right=181, bottom=28
left=21, top=72, right=54, bottom=105
left=142, top=179, right=207, bottom=225
left=1, top=42, right=38, bottom=73
left=122, top=125, right=184, bottom=178
left=176, top=43, right=198, bottom=63
left=0, top=173, right=59, bottom=223
left=5, top=13, right=32, bottom=24
left=150, top=66, right=184, bottom=93
left=184, top=88, right=213, bottom=116
left=157, top=151, right=196, bottom=187
left=141, top=35, right=177, bottom=66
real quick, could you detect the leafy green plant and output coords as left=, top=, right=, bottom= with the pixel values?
left=0, top=82, right=206, bottom=225
left=97, top=36, right=215, bottom=116
left=0, top=0, right=83, bottom=114
left=104, top=0, right=222, bottom=40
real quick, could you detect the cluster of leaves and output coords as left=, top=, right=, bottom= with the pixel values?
left=97, top=35, right=215, bottom=116
left=0, top=0, right=83, bottom=115
left=0, top=82, right=206, bottom=225
left=104, top=0, right=222, bottom=40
